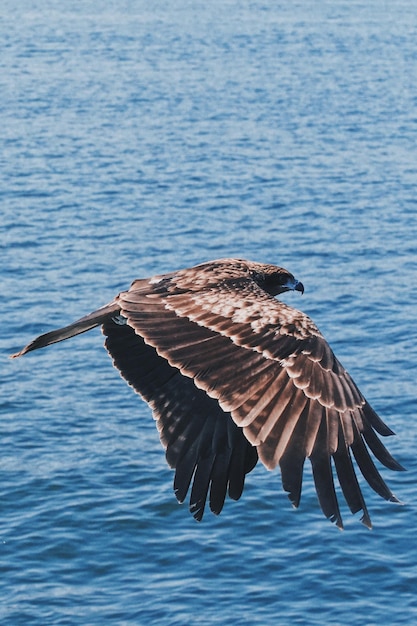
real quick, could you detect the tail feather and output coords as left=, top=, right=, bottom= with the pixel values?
left=11, top=301, right=120, bottom=358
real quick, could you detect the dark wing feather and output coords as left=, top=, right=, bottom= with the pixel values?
left=102, top=319, right=257, bottom=520
left=278, top=399, right=309, bottom=509
left=115, top=272, right=402, bottom=527
left=310, top=412, right=343, bottom=529
left=333, top=421, right=372, bottom=528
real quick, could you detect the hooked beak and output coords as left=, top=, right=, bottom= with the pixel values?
left=294, top=280, right=304, bottom=294
left=283, top=277, right=304, bottom=294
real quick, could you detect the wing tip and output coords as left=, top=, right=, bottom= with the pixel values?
left=191, top=506, right=204, bottom=522
left=388, top=493, right=404, bottom=505
left=329, top=511, right=344, bottom=530
left=360, top=511, right=372, bottom=529
left=10, top=345, right=31, bottom=358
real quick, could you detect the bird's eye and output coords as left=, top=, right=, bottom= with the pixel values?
left=272, top=272, right=290, bottom=284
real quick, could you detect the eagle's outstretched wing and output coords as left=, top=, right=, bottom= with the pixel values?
left=103, top=320, right=258, bottom=521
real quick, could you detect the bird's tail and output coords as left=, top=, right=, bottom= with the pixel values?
left=10, top=301, right=120, bottom=358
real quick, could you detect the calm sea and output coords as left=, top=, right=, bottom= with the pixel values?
left=1, top=1, right=416, bottom=624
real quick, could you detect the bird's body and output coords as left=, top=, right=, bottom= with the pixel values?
left=12, top=258, right=403, bottom=528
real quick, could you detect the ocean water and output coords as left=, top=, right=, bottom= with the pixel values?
left=1, top=1, right=417, bottom=624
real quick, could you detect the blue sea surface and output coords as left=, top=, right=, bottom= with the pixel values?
left=1, top=1, right=417, bottom=624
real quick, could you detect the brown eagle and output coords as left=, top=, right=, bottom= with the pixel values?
left=11, top=258, right=404, bottom=528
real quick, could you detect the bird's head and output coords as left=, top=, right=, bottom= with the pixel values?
left=250, top=263, right=304, bottom=297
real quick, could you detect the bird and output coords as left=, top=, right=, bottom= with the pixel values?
left=11, top=258, right=404, bottom=528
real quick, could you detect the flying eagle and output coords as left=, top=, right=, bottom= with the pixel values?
left=11, top=258, right=404, bottom=528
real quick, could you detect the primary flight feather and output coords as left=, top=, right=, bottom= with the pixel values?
left=11, top=258, right=404, bottom=528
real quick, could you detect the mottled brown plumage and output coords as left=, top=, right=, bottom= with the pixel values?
left=11, top=258, right=404, bottom=528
